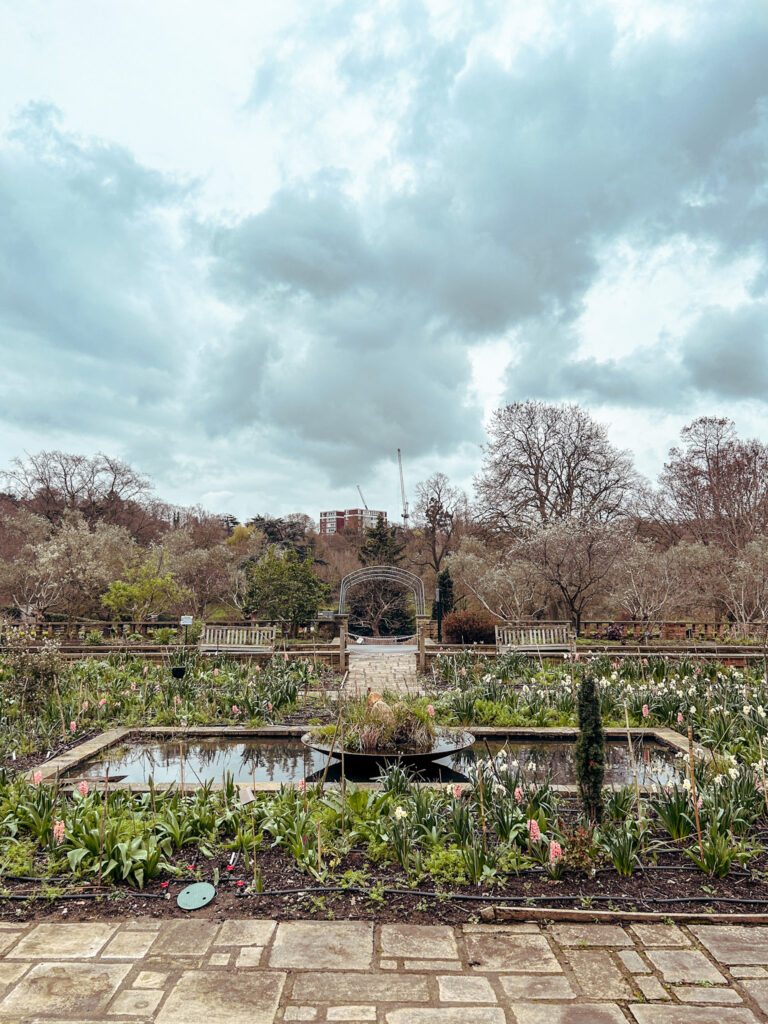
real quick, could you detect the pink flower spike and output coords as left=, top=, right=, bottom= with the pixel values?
left=460, top=667, right=467, bottom=676
left=231, top=705, right=240, bottom=716
left=78, top=780, right=89, bottom=797
left=453, top=784, right=463, bottom=800
left=69, top=721, right=76, bottom=733
left=82, top=700, right=88, bottom=711
left=267, top=702, right=273, bottom=712
left=52, top=820, right=65, bottom=845
left=677, top=712, right=684, bottom=725
left=143, top=665, right=148, bottom=676
left=214, top=668, right=219, bottom=676
left=297, top=778, right=307, bottom=793
left=33, top=771, right=43, bottom=786
left=642, top=704, right=649, bottom=718
left=514, top=787, right=523, bottom=804
left=99, top=698, right=106, bottom=708
left=426, top=704, right=435, bottom=717
left=526, top=819, right=540, bottom=842
left=549, top=840, right=563, bottom=863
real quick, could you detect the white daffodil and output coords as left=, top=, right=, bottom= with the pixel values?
left=394, top=806, right=407, bottom=820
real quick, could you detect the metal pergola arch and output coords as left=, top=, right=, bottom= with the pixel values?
left=338, top=566, right=426, bottom=616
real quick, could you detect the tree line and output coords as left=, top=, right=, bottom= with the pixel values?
left=2, top=404, right=768, bottom=635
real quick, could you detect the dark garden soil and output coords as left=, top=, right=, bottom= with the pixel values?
left=3, top=843, right=768, bottom=926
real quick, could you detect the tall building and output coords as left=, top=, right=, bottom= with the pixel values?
left=319, top=508, right=387, bottom=535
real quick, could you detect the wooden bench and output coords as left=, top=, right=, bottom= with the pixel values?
left=495, top=623, right=573, bottom=653
left=199, top=625, right=277, bottom=653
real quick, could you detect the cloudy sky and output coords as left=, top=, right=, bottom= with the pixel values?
left=2, top=0, right=767, bottom=523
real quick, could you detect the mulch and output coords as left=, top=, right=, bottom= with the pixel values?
left=3, top=844, right=768, bottom=925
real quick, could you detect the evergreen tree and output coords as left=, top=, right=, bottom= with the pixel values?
left=575, top=672, right=605, bottom=823
left=358, top=515, right=405, bottom=566
left=431, top=566, right=455, bottom=618
left=241, top=548, right=329, bottom=636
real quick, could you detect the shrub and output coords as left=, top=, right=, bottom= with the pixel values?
left=575, top=673, right=605, bottom=823
left=443, top=610, right=497, bottom=644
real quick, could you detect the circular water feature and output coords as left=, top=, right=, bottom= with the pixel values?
left=301, top=728, right=475, bottom=774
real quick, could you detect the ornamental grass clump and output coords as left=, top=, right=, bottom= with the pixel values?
left=575, top=672, right=605, bottom=824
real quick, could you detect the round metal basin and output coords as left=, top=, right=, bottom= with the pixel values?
left=301, top=727, right=475, bottom=772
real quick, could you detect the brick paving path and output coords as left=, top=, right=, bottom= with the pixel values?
left=346, top=653, right=420, bottom=697
left=1, top=917, right=768, bottom=1022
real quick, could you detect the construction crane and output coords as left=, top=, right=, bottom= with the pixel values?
left=356, top=485, right=368, bottom=510
left=397, top=448, right=409, bottom=528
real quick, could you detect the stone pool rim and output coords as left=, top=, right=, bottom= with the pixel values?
left=26, top=724, right=700, bottom=795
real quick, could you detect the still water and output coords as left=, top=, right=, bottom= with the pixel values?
left=63, top=736, right=683, bottom=787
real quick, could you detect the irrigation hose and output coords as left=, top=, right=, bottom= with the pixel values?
left=3, top=883, right=768, bottom=909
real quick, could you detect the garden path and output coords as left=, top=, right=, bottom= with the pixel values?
left=0, top=916, right=767, bottom=1022
left=345, top=652, right=420, bottom=697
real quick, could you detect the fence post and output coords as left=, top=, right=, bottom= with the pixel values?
left=334, top=614, right=349, bottom=674
left=415, top=614, right=430, bottom=673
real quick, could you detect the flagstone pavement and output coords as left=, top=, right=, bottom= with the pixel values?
left=1, top=916, right=768, bottom=1022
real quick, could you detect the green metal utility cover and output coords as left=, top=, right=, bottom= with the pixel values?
left=177, top=882, right=216, bottom=911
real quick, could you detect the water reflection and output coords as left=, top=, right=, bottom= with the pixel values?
left=64, top=737, right=684, bottom=787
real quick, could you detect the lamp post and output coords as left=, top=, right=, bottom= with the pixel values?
left=435, top=586, right=442, bottom=644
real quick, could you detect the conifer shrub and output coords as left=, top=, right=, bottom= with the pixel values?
left=575, top=672, right=605, bottom=823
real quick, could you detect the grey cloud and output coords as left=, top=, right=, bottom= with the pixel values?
left=682, top=304, right=768, bottom=397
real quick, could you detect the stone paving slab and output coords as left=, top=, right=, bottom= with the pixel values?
left=1, top=916, right=768, bottom=1022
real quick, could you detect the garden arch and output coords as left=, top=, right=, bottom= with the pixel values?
left=338, top=566, right=426, bottom=616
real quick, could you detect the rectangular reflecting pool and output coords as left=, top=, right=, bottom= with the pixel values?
left=60, top=735, right=684, bottom=787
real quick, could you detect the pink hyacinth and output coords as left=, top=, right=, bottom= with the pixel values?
left=697, top=796, right=703, bottom=809
left=642, top=704, right=649, bottom=718
left=52, top=820, right=65, bottom=845
left=254, top=664, right=261, bottom=672
left=214, top=668, right=219, bottom=677
left=143, top=665, right=148, bottom=675
left=82, top=700, right=88, bottom=711
left=514, top=787, right=523, bottom=804
left=33, top=771, right=42, bottom=786
left=231, top=705, right=240, bottom=716
left=677, top=712, right=684, bottom=725
left=78, top=781, right=89, bottom=797
left=69, top=721, right=76, bottom=733
left=453, top=784, right=463, bottom=799
left=174, top=695, right=181, bottom=706
left=426, top=704, right=435, bottom=717
left=99, top=698, right=106, bottom=708
left=297, top=778, right=307, bottom=793
left=549, top=840, right=563, bottom=863
left=130, top=681, right=136, bottom=691
left=460, top=667, right=467, bottom=676
left=527, top=819, right=540, bottom=842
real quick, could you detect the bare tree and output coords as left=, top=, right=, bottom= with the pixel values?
left=411, top=472, right=467, bottom=574
left=706, top=538, right=768, bottom=634
left=517, top=519, right=628, bottom=633
left=655, top=417, right=768, bottom=550
left=1, top=451, right=164, bottom=541
left=610, top=538, right=685, bottom=636
left=475, top=402, right=640, bottom=531
left=446, top=536, right=548, bottom=621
